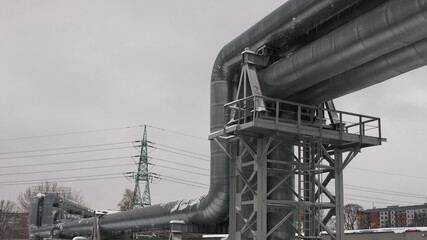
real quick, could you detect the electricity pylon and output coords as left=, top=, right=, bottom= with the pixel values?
left=131, top=125, right=151, bottom=209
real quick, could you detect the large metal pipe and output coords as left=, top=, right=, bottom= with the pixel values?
left=260, top=0, right=427, bottom=100
left=30, top=1, right=391, bottom=238
left=47, top=0, right=367, bottom=236
left=287, top=37, right=427, bottom=104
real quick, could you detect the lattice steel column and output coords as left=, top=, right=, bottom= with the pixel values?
left=231, top=134, right=296, bottom=240
left=132, top=125, right=152, bottom=209
left=228, top=133, right=361, bottom=240
left=214, top=94, right=382, bottom=240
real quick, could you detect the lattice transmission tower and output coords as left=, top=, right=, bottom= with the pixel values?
left=131, top=125, right=152, bottom=209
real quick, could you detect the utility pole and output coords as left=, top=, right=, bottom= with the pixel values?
left=131, top=125, right=151, bottom=209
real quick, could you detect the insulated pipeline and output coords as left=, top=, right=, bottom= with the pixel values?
left=260, top=0, right=427, bottom=100
left=26, top=1, right=397, bottom=238
left=287, top=37, right=427, bottom=104
left=54, top=0, right=366, bottom=235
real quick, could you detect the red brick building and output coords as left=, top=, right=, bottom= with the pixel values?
left=4, top=212, right=28, bottom=239
left=367, top=212, right=379, bottom=228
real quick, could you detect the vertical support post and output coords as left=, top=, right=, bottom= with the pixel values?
left=297, top=140, right=302, bottom=238
left=92, top=211, right=102, bottom=240
left=235, top=138, right=245, bottom=240
left=49, top=226, right=59, bottom=240
left=303, top=138, right=311, bottom=237
left=256, top=139, right=267, bottom=240
left=334, top=149, right=345, bottom=240
left=169, top=220, right=185, bottom=240
left=359, top=116, right=363, bottom=142
left=339, top=113, right=343, bottom=140
left=229, top=141, right=238, bottom=240
left=309, top=139, right=317, bottom=237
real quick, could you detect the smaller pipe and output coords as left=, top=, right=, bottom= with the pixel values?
left=28, top=194, right=43, bottom=231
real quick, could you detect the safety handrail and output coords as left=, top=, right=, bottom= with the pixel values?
left=225, top=95, right=381, bottom=139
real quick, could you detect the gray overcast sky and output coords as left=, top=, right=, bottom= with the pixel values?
left=1, top=1, right=427, bottom=211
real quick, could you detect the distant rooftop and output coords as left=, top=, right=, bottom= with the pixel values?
left=364, top=203, right=427, bottom=212
left=321, top=227, right=427, bottom=236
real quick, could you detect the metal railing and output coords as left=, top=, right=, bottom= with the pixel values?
left=225, top=95, right=381, bottom=140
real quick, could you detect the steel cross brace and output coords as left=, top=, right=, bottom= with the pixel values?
left=225, top=130, right=363, bottom=240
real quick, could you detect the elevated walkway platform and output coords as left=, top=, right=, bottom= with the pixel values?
left=209, top=95, right=385, bottom=149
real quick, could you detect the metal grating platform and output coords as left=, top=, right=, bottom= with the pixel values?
left=209, top=95, right=385, bottom=148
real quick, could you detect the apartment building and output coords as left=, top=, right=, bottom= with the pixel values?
left=362, top=204, right=427, bottom=228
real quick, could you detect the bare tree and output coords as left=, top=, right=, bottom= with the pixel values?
left=0, top=200, right=16, bottom=239
left=17, top=181, right=86, bottom=212
left=413, top=212, right=427, bottom=227
left=357, top=211, right=370, bottom=229
left=327, top=216, right=337, bottom=231
left=117, top=188, right=134, bottom=211
left=344, top=203, right=364, bottom=230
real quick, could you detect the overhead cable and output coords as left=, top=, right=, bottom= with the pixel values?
left=146, top=141, right=209, bottom=158
left=349, top=166, right=427, bottom=180
left=0, top=146, right=140, bottom=161
left=146, top=125, right=207, bottom=141
left=346, top=193, right=419, bottom=205
left=150, top=146, right=209, bottom=162
left=0, top=156, right=136, bottom=169
left=149, top=157, right=209, bottom=171
left=0, top=161, right=209, bottom=177
left=0, top=125, right=144, bottom=142
left=0, top=141, right=135, bottom=155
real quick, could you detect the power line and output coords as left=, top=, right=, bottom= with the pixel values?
left=0, top=172, right=125, bottom=185
left=150, top=163, right=209, bottom=177
left=147, top=141, right=209, bottom=158
left=0, top=171, right=209, bottom=190
left=329, top=182, right=427, bottom=199
left=0, top=145, right=140, bottom=161
left=344, top=183, right=426, bottom=199
left=0, top=125, right=144, bottom=142
left=329, top=183, right=426, bottom=204
left=160, top=178, right=208, bottom=189
left=148, top=141, right=209, bottom=158
left=147, top=125, right=207, bottom=141
left=346, top=193, right=419, bottom=205
left=0, top=163, right=135, bottom=176
left=158, top=175, right=209, bottom=187
left=344, top=188, right=425, bottom=205
left=0, top=175, right=209, bottom=189
left=149, top=157, right=209, bottom=171
left=150, top=146, right=209, bottom=162
left=0, top=151, right=209, bottom=175
left=0, top=160, right=208, bottom=177
left=0, top=124, right=208, bottom=143
left=0, top=141, right=135, bottom=155
left=345, top=197, right=400, bottom=206
left=0, top=156, right=136, bottom=169
left=349, top=166, right=427, bottom=181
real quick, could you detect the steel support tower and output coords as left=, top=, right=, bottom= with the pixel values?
left=209, top=50, right=384, bottom=240
left=131, top=125, right=152, bottom=209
